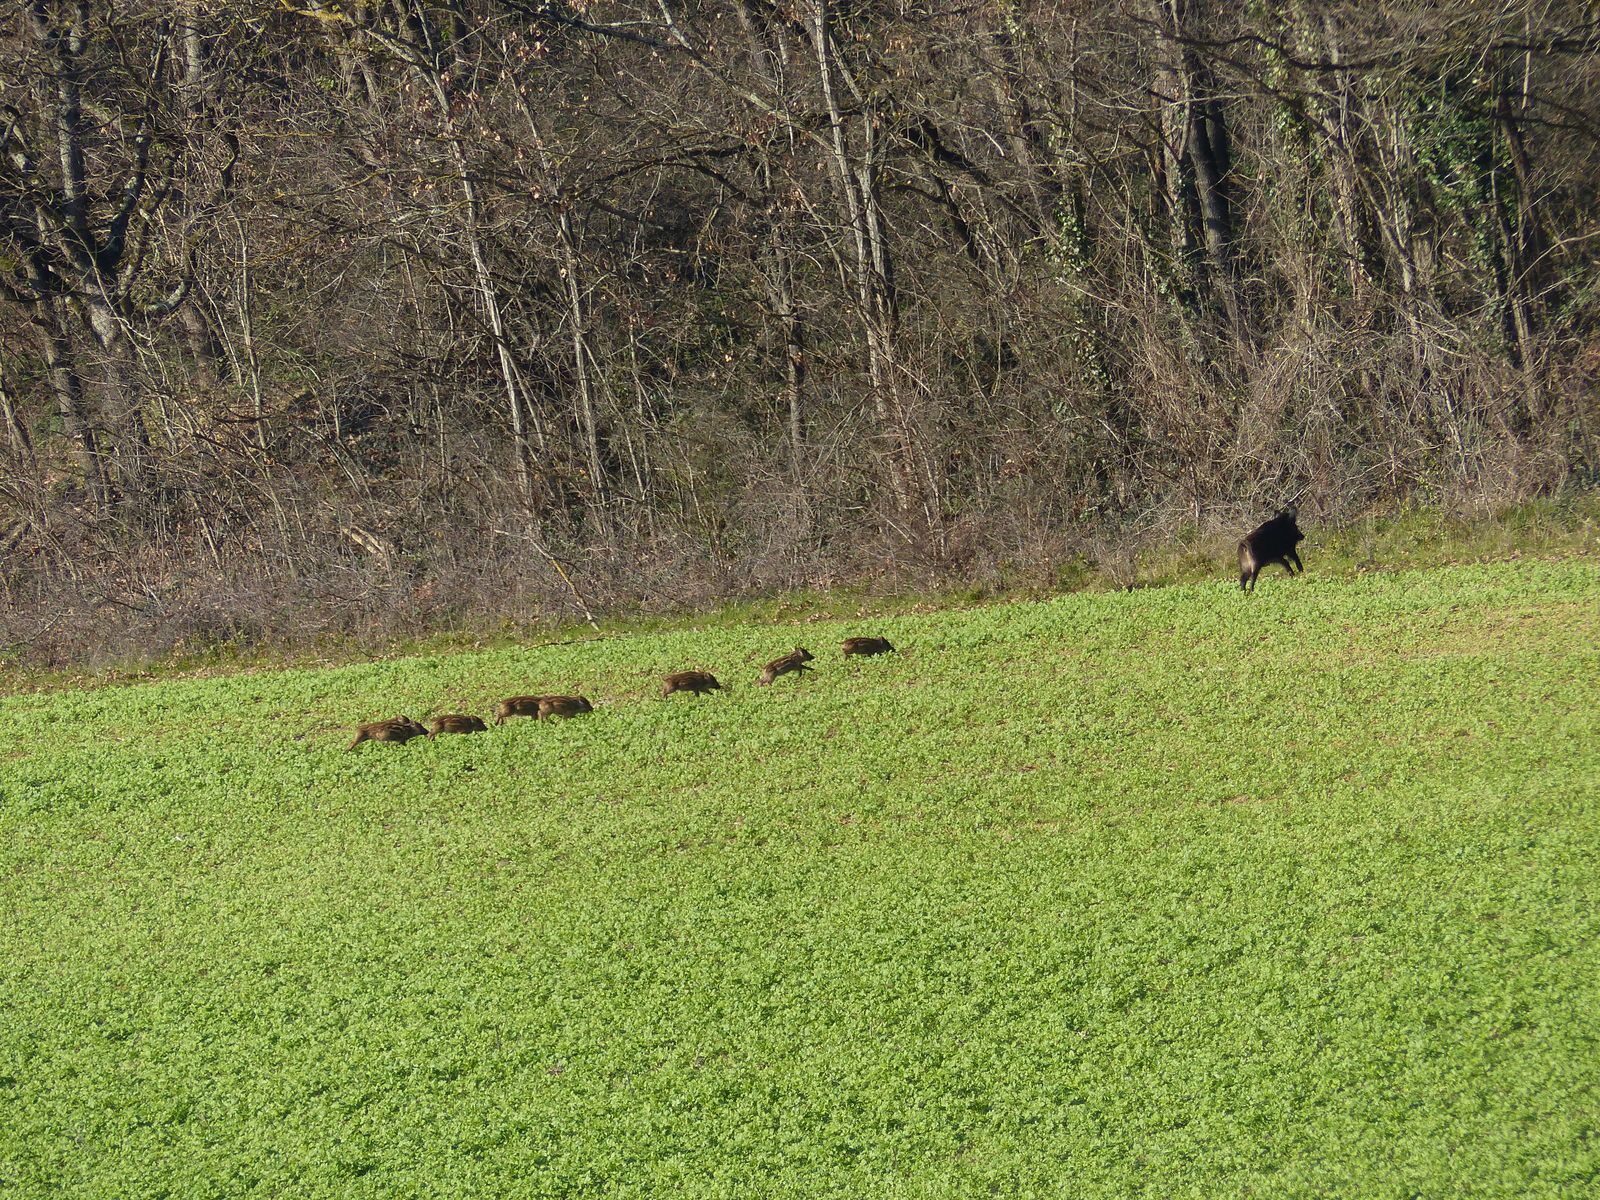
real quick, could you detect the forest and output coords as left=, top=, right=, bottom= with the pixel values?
left=3, top=1, right=1597, bottom=664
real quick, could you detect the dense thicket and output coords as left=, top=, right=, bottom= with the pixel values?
left=3, top=1, right=1598, bottom=662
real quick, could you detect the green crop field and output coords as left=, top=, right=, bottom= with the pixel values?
left=2, top=559, right=1598, bottom=1198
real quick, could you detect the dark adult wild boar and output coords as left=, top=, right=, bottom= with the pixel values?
left=427, top=714, right=487, bottom=739
left=348, top=716, right=428, bottom=749
left=841, top=636, right=894, bottom=658
left=662, top=670, right=722, bottom=698
left=758, top=647, right=814, bottom=685
left=1238, top=507, right=1305, bottom=592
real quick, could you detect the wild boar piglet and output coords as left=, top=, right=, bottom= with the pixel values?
left=662, top=670, right=722, bottom=698
left=348, top=715, right=428, bottom=749
left=428, top=714, right=487, bottom=739
left=758, top=647, right=814, bottom=685
left=536, top=695, right=593, bottom=720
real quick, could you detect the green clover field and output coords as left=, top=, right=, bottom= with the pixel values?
left=3, top=558, right=1598, bottom=1198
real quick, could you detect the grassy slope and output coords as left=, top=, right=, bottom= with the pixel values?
left=1, top=559, right=1597, bottom=1197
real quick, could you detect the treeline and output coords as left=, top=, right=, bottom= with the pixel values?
left=2, top=1, right=1598, bottom=664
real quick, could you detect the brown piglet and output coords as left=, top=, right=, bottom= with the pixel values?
left=348, top=716, right=428, bottom=750
left=427, top=714, right=487, bottom=739
left=536, top=695, right=593, bottom=720
left=495, top=695, right=594, bottom=724
left=662, top=670, right=722, bottom=698
left=758, top=647, right=814, bottom=686
left=494, top=695, right=544, bottom=725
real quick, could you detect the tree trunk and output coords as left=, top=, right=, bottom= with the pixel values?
left=810, top=0, right=919, bottom=517
left=773, top=228, right=807, bottom=470
left=1148, top=0, right=1197, bottom=272
left=1152, top=0, right=1241, bottom=333
left=735, top=0, right=809, bottom=476
left=557, top=210, right=608, bottom=507
left=1493, top=47, right=1543, bottom=401
left=40, top=307, right=110, bottom=506
left=0, top=351, right=35, bottom=465
left=400, top=25, right=539, bottom=509
left=987, top=21, right=1056, bottom=239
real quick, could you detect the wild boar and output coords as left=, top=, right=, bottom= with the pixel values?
left=427, top=714, right=487, bottom=739
left=1238, top=507, right=1306, bottom=593
left=348, top=715, right=428, bottom=749
left=662, top=670, right=722, bottom=698
left=758, top=647, right=814, bottom=685
left=841, top=636, right=894, bottom=658
left=495, top=694, right=593, bottom=723
left=536, top=695, right=593, bottom=720
left=493, top=695, right=545, bottom=725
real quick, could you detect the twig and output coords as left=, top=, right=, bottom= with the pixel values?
left=490, top=528, right=601, bottom=630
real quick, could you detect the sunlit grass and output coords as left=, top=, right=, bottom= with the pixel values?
left=2, top=559, right=1597, bottom=1197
